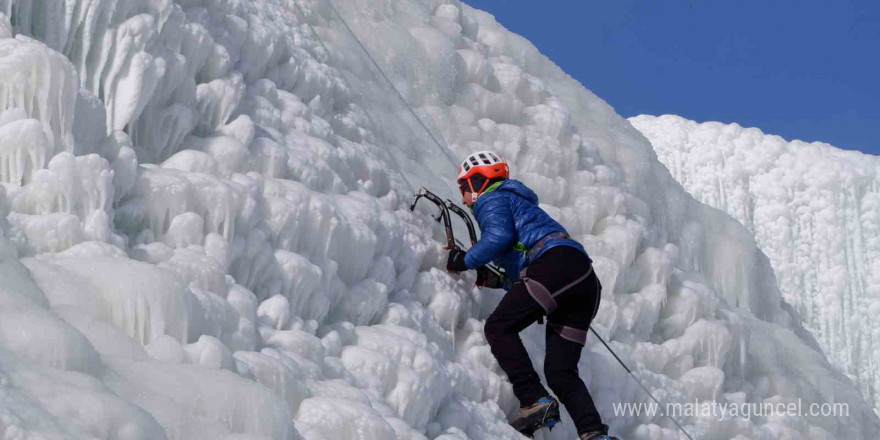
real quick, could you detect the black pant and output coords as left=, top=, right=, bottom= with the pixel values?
left=484, top=246, right=604, bottom=435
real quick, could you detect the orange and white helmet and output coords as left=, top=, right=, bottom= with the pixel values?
left=457, top=150, right=509, bottom=194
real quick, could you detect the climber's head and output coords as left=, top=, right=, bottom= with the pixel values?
left=457, top=151, right=509, bottom=207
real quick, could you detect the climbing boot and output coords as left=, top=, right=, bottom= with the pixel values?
left=510, top=396, right=561, bottom=437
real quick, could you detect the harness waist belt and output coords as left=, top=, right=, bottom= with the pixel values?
left=526, top=231, right=569, bottom=262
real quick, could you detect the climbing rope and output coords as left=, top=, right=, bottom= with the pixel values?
left=319, top=0, right=460, bottom=168
left=590, top=328, right=695, bottom=440
left=289, top=0, right=416, bottom=192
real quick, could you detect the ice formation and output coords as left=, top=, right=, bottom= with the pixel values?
left=631, top=114, right=880, bottom=415
left=0, top=1, right=877, bottom=439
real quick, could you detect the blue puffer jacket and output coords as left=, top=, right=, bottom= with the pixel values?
left=464, top=179, right=587, bottom=279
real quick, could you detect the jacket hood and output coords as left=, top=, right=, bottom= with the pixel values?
left=496, top=179, right=539, bottom=204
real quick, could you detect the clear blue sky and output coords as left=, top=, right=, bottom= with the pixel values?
left=464, top=0, right=880, bottom=155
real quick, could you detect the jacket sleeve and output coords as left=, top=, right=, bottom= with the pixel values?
left=465, top=194, right=516, bottom=270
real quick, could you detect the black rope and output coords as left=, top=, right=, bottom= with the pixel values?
left=590, top=328, right=695, bottom=440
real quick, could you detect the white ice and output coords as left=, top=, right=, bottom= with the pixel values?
left=631, top=114, right=880, bottom=416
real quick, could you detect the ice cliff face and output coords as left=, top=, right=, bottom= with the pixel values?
left=0, top=1, right=877, bottom=439
left=631, top=114, right=880, bottom=415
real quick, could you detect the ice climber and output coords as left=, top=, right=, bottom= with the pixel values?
left=446, top=151, right=617, bottom=440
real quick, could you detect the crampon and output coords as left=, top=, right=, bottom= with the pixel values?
left=510, top=397, right=561, bottom=438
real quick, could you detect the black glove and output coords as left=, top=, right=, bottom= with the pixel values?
left=446, top=248, right=468, bottom=272
left=476, top=266, right=505, bottom=289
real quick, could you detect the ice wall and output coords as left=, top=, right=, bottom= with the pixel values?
left=631, top=114, right=880, bottom=414
left=0, top=1, right=877, bottom=439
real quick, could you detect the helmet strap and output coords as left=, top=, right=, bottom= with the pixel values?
left=466, top=176, right=490, bottom=203
left=466, top=177, right=491, bottom=203
left=466, top=178, right=478, bottom=203
left=476, top=178, right=490, bottom=194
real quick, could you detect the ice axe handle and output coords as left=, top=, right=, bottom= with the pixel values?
left=444, top=224, right=456, bottom=249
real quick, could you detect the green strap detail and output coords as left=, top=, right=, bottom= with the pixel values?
left=481, top=181, right=504, bottom=195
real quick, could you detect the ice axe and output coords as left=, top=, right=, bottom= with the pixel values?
left=410, top=187, right=504, bottom=279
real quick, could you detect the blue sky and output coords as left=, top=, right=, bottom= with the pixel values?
left=463, top=0, right=880, bottom=155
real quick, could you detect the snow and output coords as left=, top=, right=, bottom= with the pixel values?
left=631, top=114, right=880, bottom=415
left=0, top=1, right=876, bottom=439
